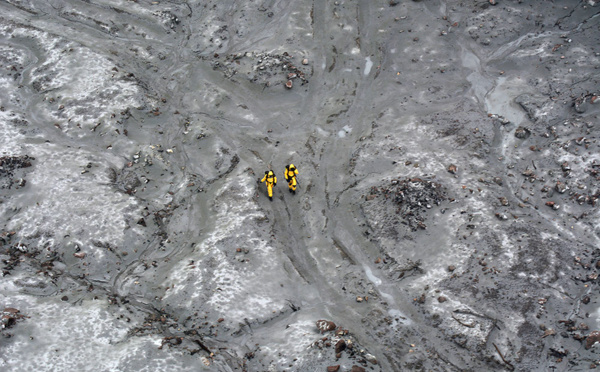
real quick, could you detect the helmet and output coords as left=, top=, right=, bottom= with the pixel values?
left=289, top=164, right=295, bottom=171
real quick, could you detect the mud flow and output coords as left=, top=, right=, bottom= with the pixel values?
left=0, top=1, right=599, bottom=371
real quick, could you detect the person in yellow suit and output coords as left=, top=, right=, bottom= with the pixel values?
left=260, top=170, right=277, bottom=201
left=284, top=164, right=298, bottom=194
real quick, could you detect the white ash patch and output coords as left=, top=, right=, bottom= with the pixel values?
left=0, top=295, right=194, bottom=371
left=5, top=144, right=141, bottom=252
left=0, top=111, right=27, bottom=155
left=162, top=172, right=297, bottom=324
left=0, top=18, right=143, bottom=136
left=437, top=306, right=497, bottom=352
left=259, top=318, right=321, bottom=369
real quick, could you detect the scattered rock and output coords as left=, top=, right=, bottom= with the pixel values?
left=327, top=366, right=340, bottom=372
left=447, top=164, right=457, bottom=174
left=0, top=155, right=34, bottom=189
left=448, top=265, right=456, bottom=272
left=351, top=366, right=366, bottom=372
left=573, top=93, right=597, bottom=113
left=1, top=308, right=25, bottom=330
left=438, top=296, right=447, bottom=303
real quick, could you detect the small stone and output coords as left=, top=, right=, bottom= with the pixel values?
left=448, top=265, right=456, bottom=272
left=515, top=126, right=531, bottom=139
left=217, top=318, right=224, bottom=323
left=302, top=58, right=309, bottom=65
left=61, top=296, right=69, bottom=301
left=356, top=296, right=363, bottom=302
left=586, top=331, right=600, bottom=349
left=316, top=319, right=336, bottom=333
left=364, top=353, right=378, bottom=364
left=285, top=80, right=293, bottom=89
left=581, top=323, right=590, bottom=331
left=327, top=366, right=340, bottom=372
left=555, top=181, right=569, bottom=194
left=335, top=339, right=346, bottom=353
left=447, top=164, right=457, bottom=174
left=438, top=296, right=447, bottom=303
left=522, top=169, right=535, bottom=177
left=351, top=366, right=366, bottom=372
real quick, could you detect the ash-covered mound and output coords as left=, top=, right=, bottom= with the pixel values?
left=364, top=177, right=446, bottom=232
left=208, top=51, right=310, bottom=89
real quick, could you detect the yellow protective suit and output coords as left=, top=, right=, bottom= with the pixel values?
left=260, top=170, right=277, bottom=200
left=284, top=164, right=298, bottom=193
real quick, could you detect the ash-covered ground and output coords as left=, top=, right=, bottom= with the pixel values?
left=0, top=0, right=599, bottom=371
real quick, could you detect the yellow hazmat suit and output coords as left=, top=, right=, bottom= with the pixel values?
left=284, top=164, right=299, bottom=193
left=260, top=170, right=277, bottom=200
